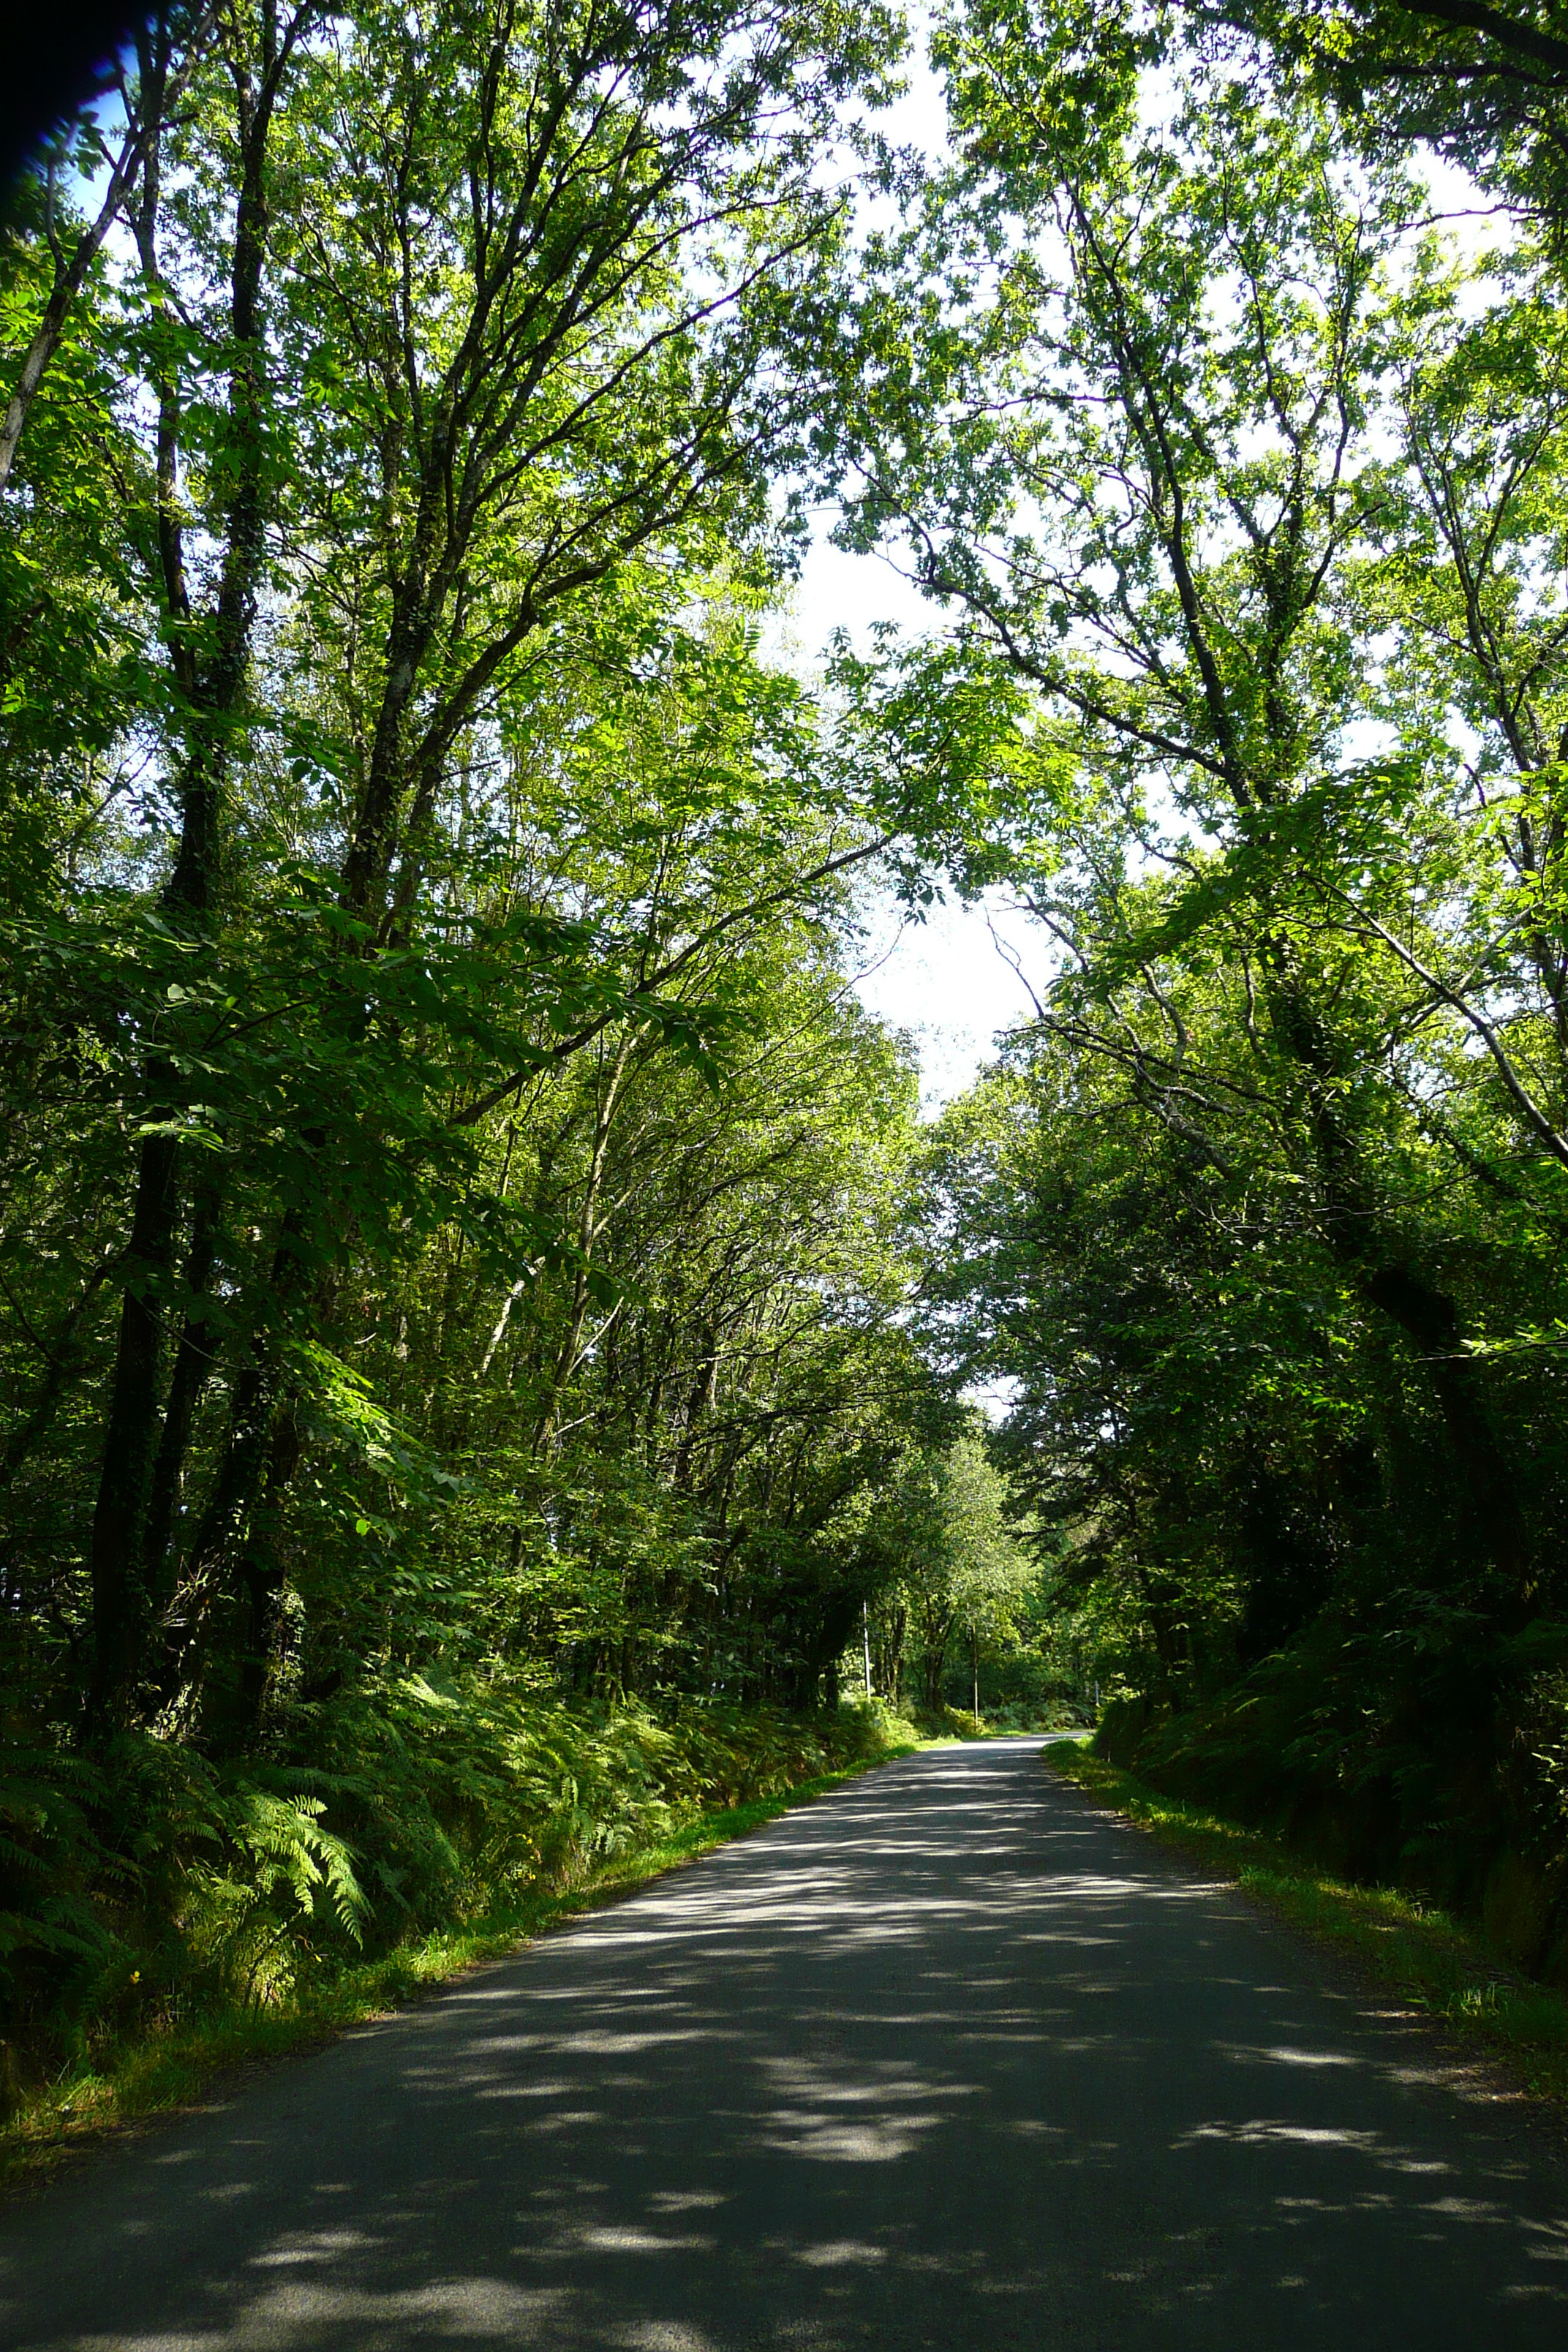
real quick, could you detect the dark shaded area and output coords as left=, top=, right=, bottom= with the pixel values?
left=1093, top=1625, right=1568, bottom=1980
left=1, top=7, right=147, bottom=189
left=1, top=1740, right=1564, bottom=2350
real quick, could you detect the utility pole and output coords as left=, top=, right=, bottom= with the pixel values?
left=862, top=1601, right=872, bottom=1700
left=972, top=1620, right=979, bottom=1722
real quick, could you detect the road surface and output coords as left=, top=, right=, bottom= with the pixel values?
left=1, top=1737, right=1565, bottom=2348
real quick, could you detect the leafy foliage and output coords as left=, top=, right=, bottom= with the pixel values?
left=0, top=1687, right=896, bottom=2101
left=0, top=0, right=1060, bottom=2109
left=834, top=3, right=1568, bottom=1972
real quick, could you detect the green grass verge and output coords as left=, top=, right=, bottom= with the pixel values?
left=1044, top=1738, right=1568, bottom=2110
left=1, top=1738, right=924, bottom=2194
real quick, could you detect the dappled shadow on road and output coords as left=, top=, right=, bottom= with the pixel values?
left=3, top=1741, right=1567, bottom=2351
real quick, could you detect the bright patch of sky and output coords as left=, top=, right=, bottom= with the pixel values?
left=768, top=535, right=1045, bottom=1117
left=764, top=10, right=1047, bottom=1116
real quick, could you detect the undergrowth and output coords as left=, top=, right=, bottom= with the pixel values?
left=1044, top=1738, right=1568, bottom=2110
left=0, top=1688, right=916, bottom=2185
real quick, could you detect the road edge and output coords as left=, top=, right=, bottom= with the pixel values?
left=1041, top=1735, right=1568, bottom=2126
left=0, top=1735, right=939, bottom=2201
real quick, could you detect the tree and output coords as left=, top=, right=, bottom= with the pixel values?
left=837, top=26, right=1560, bottom=1609
left=1196, top=0, right=1568, bottom=216
left=0, top=0, right=910, bottom=1733
left=863, top=1431, right=1032, bottom=1711
left=840, top=7, right=1568, bottom=1907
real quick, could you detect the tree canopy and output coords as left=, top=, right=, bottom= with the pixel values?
left=832, top=0, right=1568, bottom=1964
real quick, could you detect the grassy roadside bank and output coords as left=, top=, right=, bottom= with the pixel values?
left=1, top=1736, right=924, bottom=2195
left=1044, top=1738, right=1568, bottom=2111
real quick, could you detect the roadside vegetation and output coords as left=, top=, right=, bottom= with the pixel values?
left=0, top=0, right=1071, bottom=2145
left=883, top=5, right=1568, bottom=1998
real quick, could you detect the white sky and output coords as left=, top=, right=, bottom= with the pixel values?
left=777, top=543, right=1044, bottom=1116
left=769, top=19, right=1046, bottom=1117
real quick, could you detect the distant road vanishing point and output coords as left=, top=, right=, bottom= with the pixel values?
left=2, top=1738, right=1566, bottom=2351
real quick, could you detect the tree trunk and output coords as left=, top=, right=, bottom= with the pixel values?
left=922, top=1631, right=949, bottom=1714
left=1268, top=963, right=1530, bottom=1602
left=231, top=1409, right=304, bottom=1751
left=85, top=1131, right=181, bottom=1730
left=83, top=7, right=287, bottom=1735
left=143, top=1191, right=222, bottom=1613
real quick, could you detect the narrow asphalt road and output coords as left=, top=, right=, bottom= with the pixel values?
left=3, top=1738, right=1566, bottom=2351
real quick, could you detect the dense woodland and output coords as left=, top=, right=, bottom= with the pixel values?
left=6, top=0, right=1568, bottom=2093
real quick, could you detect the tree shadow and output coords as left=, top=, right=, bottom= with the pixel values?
left=2, top=1741, right=1566, bottom=2350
